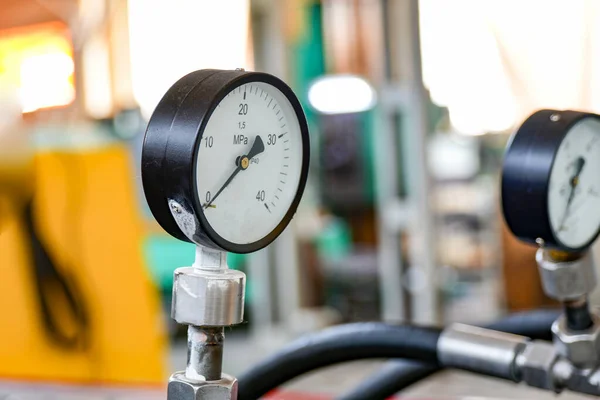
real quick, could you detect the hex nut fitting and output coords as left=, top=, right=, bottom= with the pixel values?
left=536, top=250, right=596, bottom=301
left=172, top=267, right=245, bottom=326
left=167, top=372, right=238, bottom=400
left=518, top=340, right=561, bottom=391
left=552, top=314, right=600, bottom=368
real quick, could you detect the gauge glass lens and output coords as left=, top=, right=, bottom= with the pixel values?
left=548, top=118, right=600, bottom=248
left=195, top=82, right=303, bottom=244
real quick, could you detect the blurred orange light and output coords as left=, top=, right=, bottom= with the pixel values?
left=0, top=22, right=75, bottom=113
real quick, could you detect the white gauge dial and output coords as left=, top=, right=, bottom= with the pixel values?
left=548, top=118, right=600, bottom=249
left=195, top=82, right=304, bottom=245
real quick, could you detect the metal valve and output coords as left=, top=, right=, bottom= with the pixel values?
left=536, top=249, right=600, bottom=368
left=439, top=249, right=600, bottom=396
left=167, top=246, right=245, bottom=400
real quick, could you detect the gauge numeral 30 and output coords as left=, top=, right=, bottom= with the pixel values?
left=267, top=134, right=277, bottom=145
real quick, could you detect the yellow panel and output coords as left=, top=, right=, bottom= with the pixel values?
left=0, top=145, right=166, bottom=384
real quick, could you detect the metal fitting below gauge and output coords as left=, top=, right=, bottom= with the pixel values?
left=167, top=247, right=246, bottom=400
left=536, top=249, right=596, bottom=302
left=172, top=267, right=245, bottom=327
left=168, top=372, right=238, bottom=400
left=552, top=314, right=600, bottom=368
left=536, top=248, right=597, bottom=332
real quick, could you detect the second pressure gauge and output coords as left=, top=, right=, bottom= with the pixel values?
left=502, top=109, right=600, bottom=252
left=142, top=69, right=310, bottom=253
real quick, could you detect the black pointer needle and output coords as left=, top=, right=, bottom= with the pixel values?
left=204, top=135, right=265, bottom=209
left=558, top=157, right=586, bottom=231
left=246, top=134, right=265, bottom=159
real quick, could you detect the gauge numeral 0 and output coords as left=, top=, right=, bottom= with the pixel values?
left=206, top=191, right=211, bottom=203
left=256, top=190, right=266, bottom=201
left=267, top=134, right=277, bottom=145
left=204, top=136, right=214, bottom=148
left=238, top=103, right=248, bottom=115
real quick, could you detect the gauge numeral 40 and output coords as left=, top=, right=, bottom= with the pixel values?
left=256, top=190, right=265, bottom=201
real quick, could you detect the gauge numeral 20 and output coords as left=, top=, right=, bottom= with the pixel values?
left=256, top=190, right=265, bottom=201
left=238, top=103, right=248, bottom=115
left=204, top=136, right=214, bottom=148
left=267, top=134, right=277, bottom=145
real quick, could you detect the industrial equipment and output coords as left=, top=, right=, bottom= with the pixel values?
left=142, top=65, right=600, bottom=399
left=141, top=68, right=310, bottom=399
left=239, top=109, right=600, bottom=399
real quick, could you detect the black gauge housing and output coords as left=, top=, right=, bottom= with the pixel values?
left=141, top=69, right=310, bottom=253
left=501, top=109, right=600, bottom=251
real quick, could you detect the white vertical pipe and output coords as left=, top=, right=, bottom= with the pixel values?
left=374, top=105, right=406, bottom=322
left=247, top=248, right=275, bottom=330
left=405, top=0, right=439, bottom=324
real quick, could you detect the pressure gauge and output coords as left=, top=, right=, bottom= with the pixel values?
left=502, top=109, right=600, bottom=252
left=142, top=69, right=310, bottom=253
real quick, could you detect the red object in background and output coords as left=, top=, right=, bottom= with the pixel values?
left=265, top=390, right=333, bottom=400
left=265, top=390, right=415, bottom=400
left=265, top=390, right=439, bottom=399
left=265, top=390, right=332, bottom=400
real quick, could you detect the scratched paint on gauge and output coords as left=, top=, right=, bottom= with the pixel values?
left=195, top=82, right=303, bottom=244
left=548, top=118, right=600, bottom=249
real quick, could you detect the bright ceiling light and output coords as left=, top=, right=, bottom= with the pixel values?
left=128, top=0, right=250, bottom=119
left=20, top=52, right=75, bottom=113
left=308, top=74, right=376, bottom=115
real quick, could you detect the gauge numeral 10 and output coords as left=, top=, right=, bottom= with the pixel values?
left=267, top=134, right=277, bottom=145
left=204, top=136, right=214, bottom=148
left=256, top=190, right=265, bottom=201
left=238, top=103, right=248, bottom=115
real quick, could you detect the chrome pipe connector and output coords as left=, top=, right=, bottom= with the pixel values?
left=439, top=324, right=600, bottom=396
left=168, top=247, right=246, bottom=400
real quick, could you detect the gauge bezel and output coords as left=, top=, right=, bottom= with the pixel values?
left=501, top=109, right=600, bottom=252
left=142, top=69, right=310, bottom=253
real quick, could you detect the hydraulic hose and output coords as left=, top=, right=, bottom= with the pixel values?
left=336, top=359, right=439, bottom=400
left=237, top=323, right=442, bottom=400
left=484, top=309, right=560, bottom=340
left=338, top=309, right=560, bottom=400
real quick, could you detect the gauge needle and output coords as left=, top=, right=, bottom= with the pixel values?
left=203, top=135, right=265, bottom=209
left=558, top=157, right=586, bottom=231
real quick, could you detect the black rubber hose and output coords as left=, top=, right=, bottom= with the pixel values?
left=237, top=323, right=443, bottom=400
left=338, top=309, right=560, bottom=400
left=484, top=309, right=559, bottom=340
left=337, top=359, right=439, bottom=400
